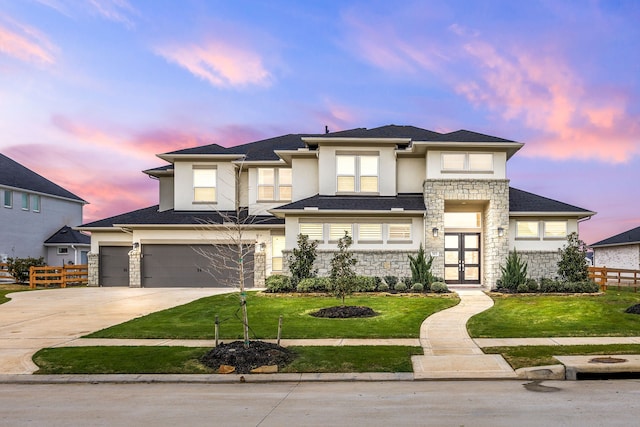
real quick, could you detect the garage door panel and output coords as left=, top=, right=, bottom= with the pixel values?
left=99, top=246, right=129, bottom=287
left=142, top=244, right=254, bottom=288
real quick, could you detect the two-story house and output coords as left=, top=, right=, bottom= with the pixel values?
left=79, top=125, right=594, bottom=288
left=1, top=153, right=89, bottom=265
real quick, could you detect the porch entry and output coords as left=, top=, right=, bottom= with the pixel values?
left=444, top=233, right=481, bottom=285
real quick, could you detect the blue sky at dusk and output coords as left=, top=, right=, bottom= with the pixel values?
left=0, top=0, right=638, bottom=244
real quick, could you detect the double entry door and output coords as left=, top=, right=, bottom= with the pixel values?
left=444, top=233, right=481, bottom=285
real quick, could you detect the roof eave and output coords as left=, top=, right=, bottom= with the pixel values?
left=269, top=208, right=426, bottom=218
left=302, top=137, right=412, bottom=145
left=509, top=211, right=596, bottom=218
left=156, top=153, right=247, bottom=162
left=413, top=141, right=524, bottom=158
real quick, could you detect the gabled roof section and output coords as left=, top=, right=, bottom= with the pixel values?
left=591, top=226, right=640, bottom=247
left=271, top=193, right=426, bottom=214
left=509, top=187, right=594, bottom=216
left=79, top=206, right=284, bottom=228
left=44, top=226, right=90, bottom=245
left=0, top=153, right=86, bottom=202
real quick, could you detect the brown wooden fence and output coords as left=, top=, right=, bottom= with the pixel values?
left=29, top=265, right=89, bottom=289
left=588, top=266, right=640, bottom=291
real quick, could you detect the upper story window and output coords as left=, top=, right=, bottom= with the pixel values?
left=258, top=168, right=292, bottom=202
left=3, top=190, right=12, bottom=208
left=299, top=223, right=323, bottom=241
left=442, top=153, right=493, bottom=172
left=193, top=167, right=217, bottom=203
left=21, top=193, right=30, bottom=210
left=336, top=154, right=379, bottom=193
left=57, top=247, right=69, bottom=255
left=31, top=195, right=40, bottom=213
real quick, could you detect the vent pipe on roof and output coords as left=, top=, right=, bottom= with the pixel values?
left=325, top=125, right=329, bottom=134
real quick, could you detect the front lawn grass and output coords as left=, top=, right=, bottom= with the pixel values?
left=87, top=292, right=458, bottom=339
left=484, top=344, right=640, bottom=370
left=0, top=284, right=30, bottom=304
left=468, top=289, right=640, bottom=338
left=33, top=345, right=422, bottom=374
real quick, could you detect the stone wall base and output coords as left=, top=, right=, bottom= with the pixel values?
left=518, top=250, right=561, bottom=281
left=282, top=250, right=414, bottom=278
left=87, top=252, right=99, bottom=287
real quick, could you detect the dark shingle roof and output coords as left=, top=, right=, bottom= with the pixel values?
left=0, top=153, right=85, bottom=202
left=272, top=194, right=426, bottom=211
left=80, top=206, right=284, bottom=228
left=591, top=226, right=640, bottom=247
left=44, top=226, right=90, bottom=245
left=158, top=125, right=517, bottom=162
left=509, top=187, right=593, bottom=214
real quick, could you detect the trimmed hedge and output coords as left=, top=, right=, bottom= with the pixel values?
left=265, top=275, right=293, bottom=293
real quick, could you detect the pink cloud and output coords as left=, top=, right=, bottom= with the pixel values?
left=0, top=17, right=57, bottom=65
left=456, top=41, right=640, bottom=163
left=154, top=39, right=272, bottom=88
left=88, top=0, right=137, bottom=28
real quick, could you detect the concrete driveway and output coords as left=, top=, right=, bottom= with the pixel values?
left=0, top=287, right=233, bottom=374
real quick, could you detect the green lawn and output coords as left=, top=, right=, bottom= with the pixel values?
left=33, top=345, right=423, bottom=374
left=87, top=292, right=459, bottom=339
left=0, top=285, right=30, bottom=304
left=484, top=344, right=640, bottom=370
left=468, top=289, right=640, bottom=338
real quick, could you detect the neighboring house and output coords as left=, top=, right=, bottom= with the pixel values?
left=44, top=226, right=91, bottom=266
left=0, top=153, right=87, bottom=265
left=591, top=226, right=640, bottom=270
left=78, top=125, right=595, bottom=288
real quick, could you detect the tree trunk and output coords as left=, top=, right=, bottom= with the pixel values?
left=239, top=242, right=250, bottom=348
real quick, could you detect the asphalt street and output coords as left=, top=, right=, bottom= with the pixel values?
left=1, top=380, right=638, bottom=426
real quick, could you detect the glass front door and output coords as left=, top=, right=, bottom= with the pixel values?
left=444, top=233, right=481, bottom=285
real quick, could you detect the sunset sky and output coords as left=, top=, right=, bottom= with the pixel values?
left=0, top=0, right=638, bottom=245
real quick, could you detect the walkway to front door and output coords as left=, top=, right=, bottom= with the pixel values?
left=444, top=233, right=481, bottom=285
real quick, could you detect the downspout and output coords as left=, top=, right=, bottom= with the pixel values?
left=71, top=245, right=78, bottom=265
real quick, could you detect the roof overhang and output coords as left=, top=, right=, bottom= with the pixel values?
left=591, top=241, right=640, bottom=249
left=269, top=208, right=425, bottom=218
left=509, top=211, right=596, bottom=219
left=156, top=153, right=246, bottom=162
left=412, top=141, right=525, bottom=159
left=302, top=137, right=412, bottom=146
left=273, top=149, right=318, bottom=163
left=110, top=223, right=285, bottom=230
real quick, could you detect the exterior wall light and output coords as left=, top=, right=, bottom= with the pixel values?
left=498, top=227, right=504, bottom=237
left=432, top=227, right=439, bottom=237
left=133, top=242, right=140, bottom=249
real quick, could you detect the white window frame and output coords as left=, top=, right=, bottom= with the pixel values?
left=3, top=190, right=12, bottom=208
left=21, top=193, right=29, bottom=211
left=57, top=247, right=69, bottom=255
left=388, top=223, right=412, bottom=241
left=193, top=167, right=217, bottom=203
left=543, top=221, right=568, bottom=239
left=31, top=195, right=40, bottom=213
left=299, top=223, right=324, bottom=241
left=441, top=152, right=494, bottom=172
left=357, top=223, right=383, bottom=242
left=329, top=223, right=353, bottom=241
left=257, top=168, right=292, bottom=202
left=516, top=221, right=540, bottom=239
left=336, top=154, right=379, bottom=193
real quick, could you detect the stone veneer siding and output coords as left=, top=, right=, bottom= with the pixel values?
left=517, top=251, right=561, bottom=281
left=129, top=248, right=141, bottom=288
left=282, top=249, right=414, bottom=278
left=423, top=179, right=510, bottom=288
left=88, top=252, right=99, bottom=287
left=254, top=251, right=266, bottom=287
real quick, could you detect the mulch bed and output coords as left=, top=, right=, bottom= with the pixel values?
left=310, top=305, right=378, bottom=318
left=625, top=304, right=640, bottom=314
left=200, top=341, right=295, bottom=374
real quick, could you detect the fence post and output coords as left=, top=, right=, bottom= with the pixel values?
left=277, top=315, right=283, bottom=346
left=214, top=315, right=219, bottom=347
left=29, top=266, right=35, bottom=289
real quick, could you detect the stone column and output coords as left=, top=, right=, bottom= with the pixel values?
left=87, top=252, right=99, bottom=287
left=254, top=251, right=266, bottom=288
left=128, top=248, right=141, bottom=288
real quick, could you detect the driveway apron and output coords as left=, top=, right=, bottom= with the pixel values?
left=0, top=287, right=232, bottom=374
left=412, top=289, right=517, bottom=379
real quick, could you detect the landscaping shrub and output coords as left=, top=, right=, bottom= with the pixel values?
left=517, top=283, right=529, bottom=293
left=536, top=278, right=598, bottom=293
left=353, top=276, right=377, bottom=292
left=394, top=282, right=407, bottom=292
left=539, top=278, right=560, bottom=293
left=377, top=282, right=390, bottom=292
left=401, top=276, right=412, bottom=287
left=296, top=277, right=330, bottom=293
left=408, top=244, right=435, bottom=287
left=557, top=232, right=589, bottom=282
left=288, top=234, right=318, bottom=288
left=383, top=276, right=398, bottom=288
left=329, top=232, right=358, bottom=305
left=265, top=275, right=293, bottom=293
left=430, top=281, right=449, bottom=293
left=526, top=278, right=539, bottom=292
left=499, top=249, right=528, bottom=292
left=411, top=283, right=424, bottom=293
left=6, top=256, right=45, bottom=284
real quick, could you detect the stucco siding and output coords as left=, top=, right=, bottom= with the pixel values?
left=397, top=157, right=425, bottom=193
